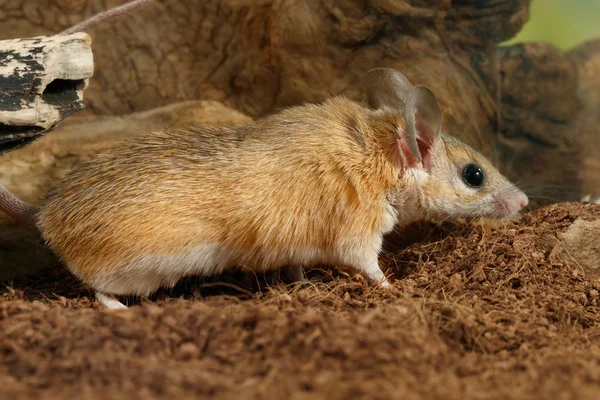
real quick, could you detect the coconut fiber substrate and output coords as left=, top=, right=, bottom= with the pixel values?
left=1, top=202, right=599, bottom=399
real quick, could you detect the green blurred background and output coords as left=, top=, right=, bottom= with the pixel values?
left=504, top=0, right=600, bottom=50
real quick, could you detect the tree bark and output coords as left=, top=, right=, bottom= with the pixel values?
left=0, top=32, right=93, bottom=154
left=0, top=0, right=598, bottom=202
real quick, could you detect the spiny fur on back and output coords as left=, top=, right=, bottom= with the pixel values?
left=37, top=97, right=410, bottom=288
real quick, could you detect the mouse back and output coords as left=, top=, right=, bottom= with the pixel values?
left=36, top=99, right=407, bottom=285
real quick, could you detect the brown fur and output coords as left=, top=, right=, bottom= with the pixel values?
left=37, top=98, right=404, bottom=282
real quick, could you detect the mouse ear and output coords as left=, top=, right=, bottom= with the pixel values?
left=362, top=68, right=413, bottom=110
left=404, top=85, right=443, bottom=166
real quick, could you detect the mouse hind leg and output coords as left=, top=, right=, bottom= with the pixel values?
left=283, top=266, right=309, bottom=284
left=95, top=292, right=128, bottom=310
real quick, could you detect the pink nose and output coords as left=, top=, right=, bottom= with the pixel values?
left=518, top=194, right=529, bottom=209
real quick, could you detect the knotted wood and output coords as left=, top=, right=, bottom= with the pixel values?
left=0, top=0, right=598, bottom=201
left=0, top=33, right=93, bottom=154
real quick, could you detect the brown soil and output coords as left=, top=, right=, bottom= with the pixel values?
left=1, top=202, right=599, bottom=400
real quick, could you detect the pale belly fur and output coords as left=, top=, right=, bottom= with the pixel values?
left=80, top=199, right=400, bottom=296
left=82, top=240, right=377, bottom=296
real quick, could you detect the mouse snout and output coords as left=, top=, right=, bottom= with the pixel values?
left=507, top=190, right=529, bottom=216
left=517, top=192, right=529, bottom=210
left=493, top=186, right=529, bottom=218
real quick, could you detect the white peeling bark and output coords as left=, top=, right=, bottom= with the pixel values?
left=0, top=33, right=93, bottom=154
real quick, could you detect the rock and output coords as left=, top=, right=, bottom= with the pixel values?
left=559, top=218, right=600, bottom=278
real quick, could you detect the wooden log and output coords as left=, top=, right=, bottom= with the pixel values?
left=0, top=33, right=93, bottom=154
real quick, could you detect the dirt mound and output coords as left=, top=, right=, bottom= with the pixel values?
left=1, top=202, right=599, bottom=399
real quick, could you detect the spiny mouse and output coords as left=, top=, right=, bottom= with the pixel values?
left=0, top=68, right=528, bottom=309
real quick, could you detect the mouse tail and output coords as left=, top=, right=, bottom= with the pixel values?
left=0, top=184, right=39, bottom=229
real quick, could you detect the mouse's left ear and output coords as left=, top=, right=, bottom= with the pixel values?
left=404, top=85, right=443, bottom=168
left=362, top=68, right=413, bottom=111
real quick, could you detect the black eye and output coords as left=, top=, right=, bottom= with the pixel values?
left=462, top=163, right=484, bottom=188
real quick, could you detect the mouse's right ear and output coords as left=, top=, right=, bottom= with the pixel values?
left=403, top=85, right=443, bottom=171
left=362, top=68, right=413, bottom=111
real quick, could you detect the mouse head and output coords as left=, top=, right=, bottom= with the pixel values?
left=363, top=68, right=528, bottom=220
